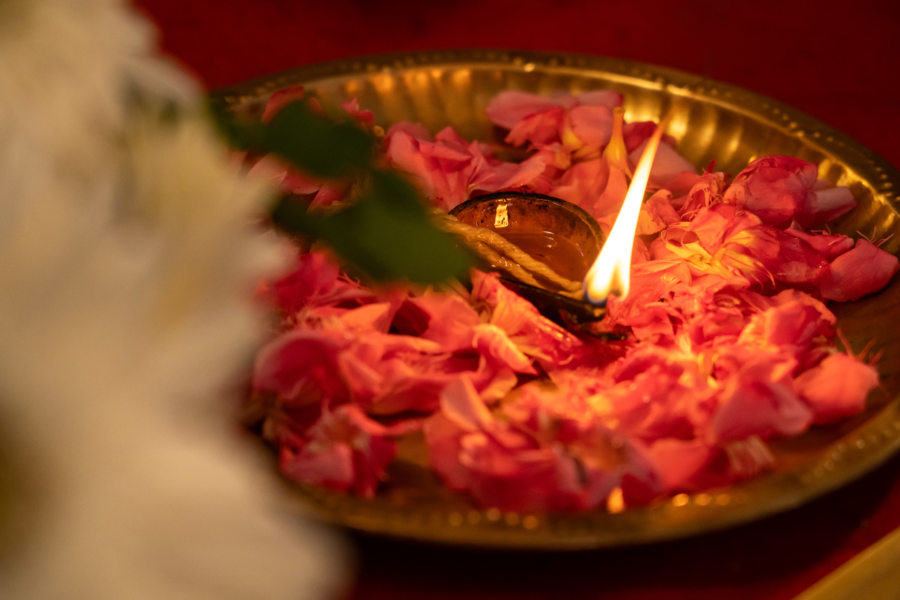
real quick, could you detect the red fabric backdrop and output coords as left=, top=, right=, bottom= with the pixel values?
left=130, top=1, right=900, bottom=598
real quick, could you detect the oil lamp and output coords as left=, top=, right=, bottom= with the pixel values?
left=446, top=115, right=670, bottom=321
left=448, top=191, right=606, bottom=321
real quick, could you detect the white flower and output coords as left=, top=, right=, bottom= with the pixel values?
left=0, top=1, right=346, bottom=598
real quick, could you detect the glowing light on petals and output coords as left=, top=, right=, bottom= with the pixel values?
left=583, top=114, right=672, bottom=304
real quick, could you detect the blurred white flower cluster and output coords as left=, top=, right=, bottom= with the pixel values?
left=0, top=0, right=344, bottom=598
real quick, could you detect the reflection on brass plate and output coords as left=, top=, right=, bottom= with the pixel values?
left=213, top=50, right=900, bottom=549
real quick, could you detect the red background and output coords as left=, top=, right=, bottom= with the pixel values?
left=131, top=1, right=900, bottom=598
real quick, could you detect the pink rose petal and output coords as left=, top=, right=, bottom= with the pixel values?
left=819, top=239, right=899, bottom=301
left=723, top=155, right=818, bottom=226
left=280, top=405, right=395, bottom=498
left=797, top=185, right=856, bottom=227
left=796, top=353, right=879, bottom=423
left=628, top=137, right=696, bottom=187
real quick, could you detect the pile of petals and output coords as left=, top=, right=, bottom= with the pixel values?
left=248, top=89, right=898, bottom=512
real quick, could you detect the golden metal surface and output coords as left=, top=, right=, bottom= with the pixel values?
left=214, top=50, right=900, bottom=549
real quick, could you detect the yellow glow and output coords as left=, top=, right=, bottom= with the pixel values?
left=372, top=73, right=396, bottom=94
left=583, top=114, right=671, bottom=304
left=606, top=487, right=625, bottom=513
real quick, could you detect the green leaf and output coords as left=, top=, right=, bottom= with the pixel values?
left=263, top=101, right=374, bottom=179
left=212, top=96, right=470, bottom=284
left=269, top=195, right=320, bottom=236
left=271, top=172, right=472, bottom=284
left=206, top=99, right=265, bottom=150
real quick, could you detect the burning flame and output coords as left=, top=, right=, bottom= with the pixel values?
left=583, top=115, right=671, bottom=304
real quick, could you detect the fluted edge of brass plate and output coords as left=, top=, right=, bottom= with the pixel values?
left=215, top=50, right=900, bottom=549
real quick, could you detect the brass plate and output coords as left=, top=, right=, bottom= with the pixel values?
left=214, top=50, right=900, bottom=549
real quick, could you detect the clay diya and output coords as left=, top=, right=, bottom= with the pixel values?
left=448, top=191, right=607, bottom=322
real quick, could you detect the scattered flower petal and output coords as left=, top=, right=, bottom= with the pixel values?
left=722, top=155, right=818, bottom=226
left=796, top=353, right=879, bottom=423
left=819, top=239, right=900, bottom=301
left=280, top=405, right=395, bottom=498
left=248, top=88, right=896, bottom=513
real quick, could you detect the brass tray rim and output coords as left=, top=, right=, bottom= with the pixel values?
left=216, top=49, right=900, bottom=550
left=214, top=49, right=899, bottom=193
